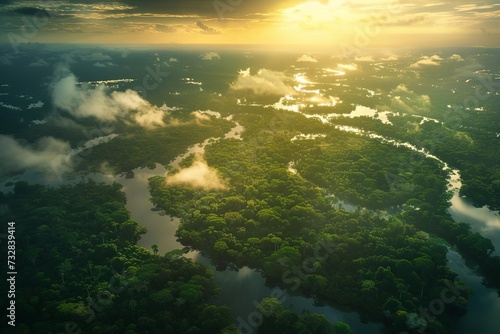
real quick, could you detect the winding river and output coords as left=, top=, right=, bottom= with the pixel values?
left=2, top=110, right=499, bottom=333
left=287, top=107, right=500, bottom=334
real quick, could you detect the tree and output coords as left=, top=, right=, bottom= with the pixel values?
left=333, top=322, right=352, bottom=334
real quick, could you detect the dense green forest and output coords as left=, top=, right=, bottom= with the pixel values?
left=1, top=181, right=239, bottom=334
left=148, top=109, right=500, bottom=333
left=328, top=106, right=500, bottom=211
left=1, top=181, right=350, bottom=334
left=3, top=47, right=499, bottom=334
left=77, top=114, right=233, bottom=176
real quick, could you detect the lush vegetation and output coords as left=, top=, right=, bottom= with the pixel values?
left=253, top=298, right=352, bottom=334
left=1, top=180, right=347, bottom=334
left=147, top=109, right=500, bottom=333
left=78, top=115, right=233, bottom=176
left=330, top=107, right=500, bottom=211
left=1, top=181, right=239, bottom=334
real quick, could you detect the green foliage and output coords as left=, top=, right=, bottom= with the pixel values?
left=254, top=298, right=346, bottom=334
left=79, top=118, right=233, bottom=175
left=148, top=114, right=482, bottom=333
left=1, top=181, right=235, bottom=333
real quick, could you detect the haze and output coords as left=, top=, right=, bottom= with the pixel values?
left=0, top=0, right=499, bottom=49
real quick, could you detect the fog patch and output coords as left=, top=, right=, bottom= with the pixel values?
left=230, top=68, right=296, bottom=96
left=0, top=135, right=71, bottom=176
left=51, top=65, right=167, bottom=128
left=381, top=84, right=431, bottom=114
left=200, top=52, right=220, bottom=60
left=166, top=155, right=228, bottom=191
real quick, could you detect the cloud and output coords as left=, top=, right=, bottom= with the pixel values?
left=297, top=55, right=318, bottom=62
left=169, top=57, right=179, bottom=62
left=93, top=62, right=116, bottom=67
left=448, top=54, right=465, bottom=61
left=230, top=68, right=296, bottom=96
left=51, top=65, right=167, bottom=128
left=119, top=0, right=308, bottom=16
left=0, top=102, right=21, bottom=111
left=0, top=135, right=71, bottom=176
left=133, top=107, right=167, bottom=128
left=196, top=21, right=221, bottom=35
left=384, top=84, right=431, bottom=114
left=29, top=58, right=49, bottom=67
left=410, top=55, right=444, bottom=68
left=166, top=154, right=227, bottom=190
left=200, top=51, right=220, bottom=60
left=355, top=56, right=375, bottom=62
left=27, top=101, right=44, bottom=109
left=381, top=55, right=399, bottom=61
left=337, top=63, right=358, bottom=71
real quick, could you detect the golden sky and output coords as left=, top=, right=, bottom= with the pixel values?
left=1, top=0, right=499, bottom=49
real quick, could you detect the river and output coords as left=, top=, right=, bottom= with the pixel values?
left=2, top=112, right=499, bottom=333
left=289, top=116, right=500, bottom=334
left=107, top=120, right=382, bottom=333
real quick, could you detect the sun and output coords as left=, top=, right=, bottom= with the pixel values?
left=280, top=1, right=350, bottom=25
left=266, top=1, right=354, bottom=47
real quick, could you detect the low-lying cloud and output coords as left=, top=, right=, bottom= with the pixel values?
left=200, top=52, right=221, bottom=60
left=297, top=55, right=317, bottom=62
left=355, top=56, right=375, bottom=62
left=448, top=54, right=464, bottom=62
left=337, top=63, right=358, bottom=71
left=0, top=135, right=71, bottom=176
left=383, top=84, right=431, bottom=114
left=51, top=65, right=167, bottom=128
left=410, top=55, right=443, bottom=68
left=166, top=155, right=228, bottom=190
left=230, top=68, right=296, bottom=96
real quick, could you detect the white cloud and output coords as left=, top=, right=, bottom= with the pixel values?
left=410, top=55, right=443, bottom=68
left=51, top=65, right=167, bottom=128
left=0, top=135, right=71, bottom=176
left=133, top=107, right=167, bottom=128
left=166, top=154, right=227, bottom=190
left=448, top=54, right=464, bottom=62
left=27, top=101, right=44, bottom=109
left=381, top=55, right=399, bottom=61
left=337, top=63, right=358, bottom=71
left=429, top=55, right=444, bottom=61
left=169, top=57, right=179, bottom=62
left=200, top=52, right=220, bottom=60
left=386, top=84, right=431, bottom=114
left=297, top=55, right=318, bottom=62
left=230, top=68, right=296, bottom=96
left=355, top=56, right=375, bottom=62
left=0, top=102, right=21, bottom=111
left=93, top=62, right=116, bottom=67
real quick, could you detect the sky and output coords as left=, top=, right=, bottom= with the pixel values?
left=0, top=0, right=499, bottom=49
